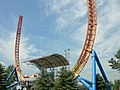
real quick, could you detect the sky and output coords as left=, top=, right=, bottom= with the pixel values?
left=0, top=0, right=120, bottom=82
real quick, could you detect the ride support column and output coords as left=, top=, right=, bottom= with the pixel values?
left=91, top=50, right=96, bottom=90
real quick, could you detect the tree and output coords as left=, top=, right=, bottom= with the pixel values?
left=108, top=49, right=120, bottom=72
left=33, top=69, right=54, bottom=90
left=112, top=79, right=120, bottom=90
left=77, top=85, right=87, bottom=90
left=96, top=73, right=107, bottom=90
left=108, top=49, right=120, bottom=90
left=55, top=68, right=78, bottom=90
left=0, top=63, right=7, bottom=90
left=33, top=76, right=54, bottom=90
left=5, top=65, right=16, bottom=86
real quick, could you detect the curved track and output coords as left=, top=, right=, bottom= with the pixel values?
left=14, top=0, right=97, bottom=81
left=72, top=0, right=97, bottom=76
left=14, top=16, right=25, bottom=81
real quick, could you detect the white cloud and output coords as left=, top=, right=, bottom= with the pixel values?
left=52, top=0, right=87, bottom=33
left=38, top=0, right=87, bottom=34
left=50, top=0, right=114, bottom=35
left=49, top=0, right=87, bottom=17
left=65, top=0, right=120, bottom=59
left=85, top=0, right=120, bottom=81
left=0, top=13, right=41, bottom=76
left=21, top=63, right=39, bottom=75
left=70, top=23, right=87, bottom=42
left=0, top=31, right=38, bottom=63
left=94, top=0, right=120, bottom=55
left=42, top=0, right=120, bottom=81
left=0, top=31, right=40, bottom=75
left=19, top=36, right=39, bottom=61
left=0, top=32, right=14, bottom=64
left=44, top=0, right=120, bottom=81
left=97, top=0, right=105, bottom=7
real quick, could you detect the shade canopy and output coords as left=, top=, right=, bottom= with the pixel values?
left=24, top=54, right=69, bottom=69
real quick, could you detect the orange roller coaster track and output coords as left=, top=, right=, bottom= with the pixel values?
left=14, top=16, right=25, bottom=81
left=72, top=0, right=97, bottom=76
left=13, top=0, right=97, bottom=81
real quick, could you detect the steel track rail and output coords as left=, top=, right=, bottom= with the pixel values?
left=14, top=16, right=25, bottom=81
left=72, top=0, right=97, bottom=76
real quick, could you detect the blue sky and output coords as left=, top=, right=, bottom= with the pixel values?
left=0, top=0, right=120, bottom=82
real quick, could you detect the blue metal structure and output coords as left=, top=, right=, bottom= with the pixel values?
left=6, top=68, right=19, bottom=89
left=77, top=50, right=111, bottom=90
left=6, top=82, right=19, bottom=89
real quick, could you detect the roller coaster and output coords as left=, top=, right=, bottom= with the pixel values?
left=72, top=0, right=97, bottom=76
left=6, top=0, right=111, bottom=90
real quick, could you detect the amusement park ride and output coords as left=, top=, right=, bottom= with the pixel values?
left=6, top=0, right=111, bottom=90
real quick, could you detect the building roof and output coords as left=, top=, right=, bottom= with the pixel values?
left=23, top=54, right=69, bottom=69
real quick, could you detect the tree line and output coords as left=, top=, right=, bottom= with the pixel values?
left=0, top=64, right=15, bottom=90
left=0, top=49, right=120, bottom=90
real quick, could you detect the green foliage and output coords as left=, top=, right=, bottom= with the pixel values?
left=112, top=79, right=120, bottom=90
left=33, top=76, right=54, bottom=90
left=108, top=49, right=120, bottom=90
left=108, top=49, right=120, bottom=72
left=115, top=49, right=120, bottom=59
left=55, top=68, right=78, bottom=90
left=33, top=69, right=54, bottom=90
left=77, top=85, right=87, bottom=90
left=110, top=79, right=120, bottom=90
left=96, top=73, right=107, bottom=90
left=0, top=63, right=7, bottom=90
left=33, top=68, right=80, bottom=90
left=33, top=68, right=118, bottom=90
left=0, top=64, right=16, bottom=89
left=5, top=65, right=16, bottom=86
